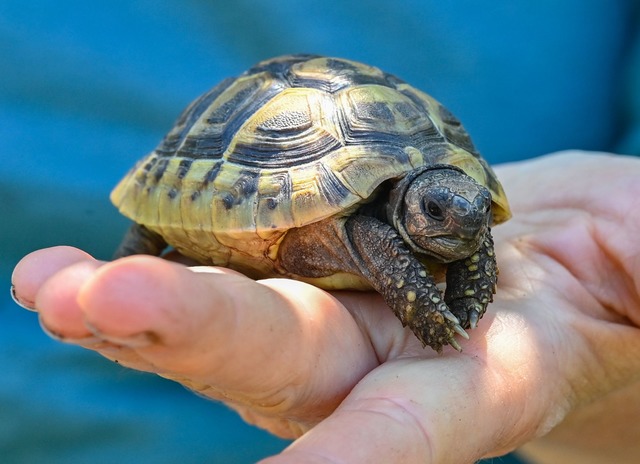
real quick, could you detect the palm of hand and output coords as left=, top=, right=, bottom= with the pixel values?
left=11, top=152, right=640, bottom=463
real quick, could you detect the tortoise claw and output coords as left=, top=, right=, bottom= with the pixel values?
left=452, top=323, right=469, bottom=340
left=469, top=310, right=480, bottom=329
left=443, top=309, right=460, bottom=325
left=448, top=337, right=463, bottom=352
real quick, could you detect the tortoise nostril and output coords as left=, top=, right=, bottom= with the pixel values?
left=472, top=189, right=492, bottom=214
left=451, top=195, right=472, bottom=215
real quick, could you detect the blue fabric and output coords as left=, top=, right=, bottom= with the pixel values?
left=1, top=1, right=637, bottom=462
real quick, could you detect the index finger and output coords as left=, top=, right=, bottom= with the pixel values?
left=11, top=246, right=94, bottom=310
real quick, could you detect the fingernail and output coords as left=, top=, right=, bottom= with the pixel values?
left=38, top=316, right=102, bottom=345
left=10, top=285, right=37, bottom=311
left=84, top=321, right=157, bottom=348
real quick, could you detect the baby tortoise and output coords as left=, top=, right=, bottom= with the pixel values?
left=111, top=55, right=511, bottom=352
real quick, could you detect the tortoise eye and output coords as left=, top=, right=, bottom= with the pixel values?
left=425, top=200, right=444, bottom=221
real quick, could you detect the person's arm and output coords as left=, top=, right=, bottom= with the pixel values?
left=12, top=151, right=640, bottom=463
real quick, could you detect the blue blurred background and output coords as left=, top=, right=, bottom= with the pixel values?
left=1, top=1, right=638, bottom=462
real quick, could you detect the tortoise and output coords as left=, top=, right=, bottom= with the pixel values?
left=111, top=54, right=511, bottom=352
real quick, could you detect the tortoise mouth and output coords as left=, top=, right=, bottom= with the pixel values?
left=420, top=234, right=482, bottom=263
left=434, top=235, right=467, bottom=248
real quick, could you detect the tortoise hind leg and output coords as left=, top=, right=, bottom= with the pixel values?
left=113, top=223, right=168, bottom=259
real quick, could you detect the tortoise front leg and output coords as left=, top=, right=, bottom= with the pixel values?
left=113, top=223, right=168, bottom=259
left=444, top=228, right=497, bottom=329
left=343, top=216, right=468, bottom=352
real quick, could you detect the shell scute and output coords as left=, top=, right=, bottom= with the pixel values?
left=228, top=88, right=342, bottom=169
left=286, top=56, right=390, bottom=93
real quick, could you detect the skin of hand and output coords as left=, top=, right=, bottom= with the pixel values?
left=10, top=151, right=640, bottom=464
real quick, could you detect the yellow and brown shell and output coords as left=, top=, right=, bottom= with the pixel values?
left=111, top=55, right=510, bottom=278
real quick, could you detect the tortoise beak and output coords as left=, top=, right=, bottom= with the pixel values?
left=430, top=232, right=484, bottom=262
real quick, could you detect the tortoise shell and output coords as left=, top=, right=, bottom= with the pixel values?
left=111, top=55, right=510, bottom=279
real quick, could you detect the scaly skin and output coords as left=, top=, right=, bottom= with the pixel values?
left=113, top=224, right=167, bottom=259
left=343, top=215, right=467, bottom=352
left=445, top=229, right=497, bottom=329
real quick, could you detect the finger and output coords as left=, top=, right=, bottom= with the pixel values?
left=260, top=355, right=529, bottom=464
left=76, top=255, right=379, bottom=422
left=261, top=294, right=594, bottom=464
left=259, top=394, right=433, bottom=464
left=36, top=259, right=105, bottom=340
left=495, top=152, right=640, bottom=323
left=11, top=246, right=94, bottom=310
left=261, top=280, right=638, bottom=464
left=11, top=247, right=160, bottom=371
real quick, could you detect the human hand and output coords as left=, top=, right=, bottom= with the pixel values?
left=11, top=151, right=640, bottom=463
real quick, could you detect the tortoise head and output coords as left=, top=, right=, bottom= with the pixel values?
left=389, top=166, right=492, bottom=262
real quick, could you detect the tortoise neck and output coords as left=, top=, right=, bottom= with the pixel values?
left=356, top=181, right=394, bottom=224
